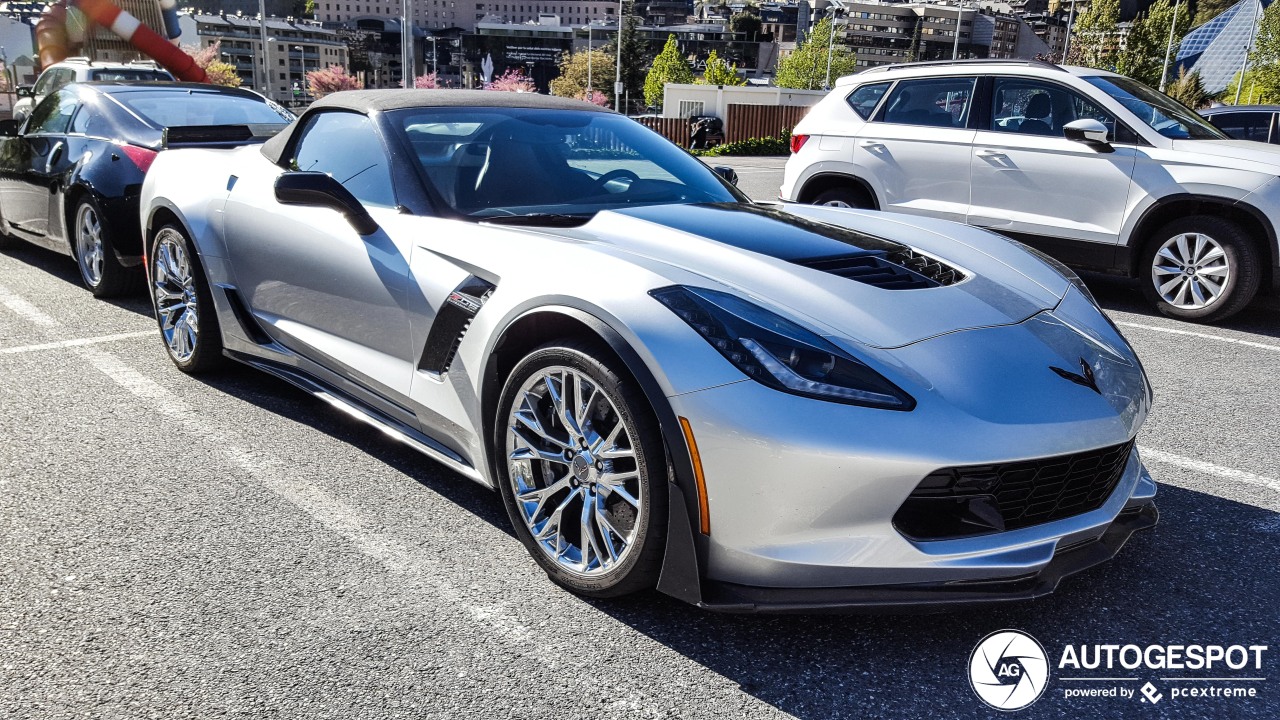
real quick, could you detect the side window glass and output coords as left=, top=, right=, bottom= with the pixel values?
left=845, top=82, right=891, bottom=120
left=990, top=78, right=1126, bottom=142
left=290, top=111, right=395, bottom=208
left=70, top=103, right=94, bottom=135
left=878, top=77, right=976, bottom=129
left=51, top=69, right=74, bottom=93
left=1207, top=112, right=1269, bottom=143
left=27, top=89, right=77, bottom=135
left=32, top=71, right=54, bottom=96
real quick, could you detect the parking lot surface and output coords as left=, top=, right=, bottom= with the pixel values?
left=2, top=161, right=1277, bottom=719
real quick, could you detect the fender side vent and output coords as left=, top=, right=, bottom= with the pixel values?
left=418, top=276, right=495, bottom=376
left=221, top=286, right=273, bottom=345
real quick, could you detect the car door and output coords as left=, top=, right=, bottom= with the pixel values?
left=852, top=75, right=978, bottom=223
left=967, top=77, right=1138, bottom=266
left=4, top=88, right=78, bottom=241
left=223, top=109, right=417, bottom=403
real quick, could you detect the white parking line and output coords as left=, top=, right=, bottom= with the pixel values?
left=0, top=331, right=153, bottom=355
left=1138, top=445, right=1280, bottom=494
left=0, top=281, right=686, bottom=717
left=1117, top=321, right=1280, bottom=353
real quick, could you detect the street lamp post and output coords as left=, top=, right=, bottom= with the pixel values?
left=586, top=24, right=593, bottom=96
left=824, top=10, right=843, bottom=89
left=952, top=1, right=964, bottom=60
left=615, top=0, right=624, bottom=113
left=1063, top=0, right=1078, bottom=61
left=258, top=0, right=273, bottom=100
left=1158, top=0, right=1183, bottom=91
left=1234, top=0, right=1260, bottom=105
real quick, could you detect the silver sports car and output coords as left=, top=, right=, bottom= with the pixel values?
left=139, top=90, right=1157, bottom=611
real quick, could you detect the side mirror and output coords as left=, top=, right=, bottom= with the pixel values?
left=1063, top=118, right=1114, bottom=153
left=15, top=86, right=32, bottom=98
left=0, top=119, right=21, bottom=137
left=274, top=171, right=378, bottom=235
left=712, top=165, right=738, bottom=186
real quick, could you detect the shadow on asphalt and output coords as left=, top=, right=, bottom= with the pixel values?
left=193, top=366, right=515, bottom=537
left=585, top=484, right=1278, bottom=718
left=0, top=241, right=154, bottom=318
left=187, top=359, right=1279, bottom=717
left=1084, top=271, right=1280, bottom=340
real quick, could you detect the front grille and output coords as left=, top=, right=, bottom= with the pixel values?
left=893, top=439, right=1135, bottom=540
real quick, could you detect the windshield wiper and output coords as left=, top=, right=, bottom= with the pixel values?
left=477, top=213, right=591, bottom=227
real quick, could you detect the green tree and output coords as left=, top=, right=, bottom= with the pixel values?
left=906, top=18, right=923, bottom=63
left=774, top=18, right=857, bottom=90
left=644, top=34, right=694, bottom=107
left=1115, top=0, right=1191, bottom=87
left=1193, top=0, right=1235, bottom=27
left=603, top=2, right=647, bottom=111
left=700, top=50, right=745, bottom=86
left=1166, top=67, right=1210, bottom=107
left=1067, top=0, right=1121, bottom=70
left=1225, top=0, right=1280, bottom=103
left=549, top=48, right=614, bottom=99
left=730, top=12, right=763, bottom=40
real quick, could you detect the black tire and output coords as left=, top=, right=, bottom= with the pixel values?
left=494, top=339, right=668, bottom=598
left=812, top=185, right=873, bottom=209
left=71, top=195, right=141, bottom=298
left=1139, top=215, right=1261, bottom=323
left=148, top=223, right=224, bottom=373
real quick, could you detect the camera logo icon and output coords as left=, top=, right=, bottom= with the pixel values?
left=969, top=629, right=1050, bottom=711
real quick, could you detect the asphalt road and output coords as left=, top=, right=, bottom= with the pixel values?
left=2, top=163, right=1278, bottom=720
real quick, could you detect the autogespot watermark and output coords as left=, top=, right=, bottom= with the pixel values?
left=968, top=630, right=1269, bottom=710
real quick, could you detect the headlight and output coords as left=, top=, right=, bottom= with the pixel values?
left=650, top=286, right=915, bottom=410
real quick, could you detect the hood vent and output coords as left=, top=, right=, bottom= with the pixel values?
left=798, top=248, right=963, bottom=290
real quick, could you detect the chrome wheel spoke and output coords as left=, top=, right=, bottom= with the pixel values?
left=152, top=231, right=199, bottom=362
left=506, top=364, right=643, bottom=578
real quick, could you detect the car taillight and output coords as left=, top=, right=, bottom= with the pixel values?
left=790, top=134, right=810, bottom=154
left=119, top=144, right=158, bottom=173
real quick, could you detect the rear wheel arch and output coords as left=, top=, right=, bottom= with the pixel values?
left=481, top=306, right=704, bottom=603
left=797, top=173, right=880, bottom=210
left=1127, top=195, right=1276, bottom=290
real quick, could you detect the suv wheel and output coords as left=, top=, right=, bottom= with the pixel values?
left=812, top=185, right=873, bottom=209
left=1140, top=215, right=1261, bottom=323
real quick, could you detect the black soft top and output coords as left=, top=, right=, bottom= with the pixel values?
left=260, top=89, right=613, bottom=166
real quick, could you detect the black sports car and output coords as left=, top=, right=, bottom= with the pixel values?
left=0, top=82, right=293, bottom=296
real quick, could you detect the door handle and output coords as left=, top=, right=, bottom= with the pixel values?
left=976, top=148, right=1006, bottom=158
left=859, top=140, right=886, bottom=150
left=46, top=141, right=64, bottom=173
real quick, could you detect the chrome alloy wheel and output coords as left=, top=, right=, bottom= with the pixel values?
left=820, top=199, right=853, bottom=208
left=506, top=366, right=642, bottom=577
left=74, top=202, right=105, bottom=287
left=151, top=229, right=199, bottom=362
left=1151, top=232, right=1231, bottom=310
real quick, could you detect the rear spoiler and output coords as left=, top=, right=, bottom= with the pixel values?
left=161, top=124, right=285, bottom=149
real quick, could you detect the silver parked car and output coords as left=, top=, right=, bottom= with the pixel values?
left=140, top=90, right=1157, bottom=611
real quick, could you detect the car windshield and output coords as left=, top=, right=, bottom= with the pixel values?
left=389, top=107, right=742, bottom=221
left=1083, top=75, right=1228, bottom=139
left=116, top=90, right=295, bottom=127
left=90, top=69, right=173, bottom=82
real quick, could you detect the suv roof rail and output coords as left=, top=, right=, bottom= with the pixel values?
left=859, top=58, right=1066, bottom=75
left=63, top=56, right=94, bottom=65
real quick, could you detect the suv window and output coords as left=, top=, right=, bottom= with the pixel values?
left=877, top=77, right=975, bottom=129
left=26, top=89, right=78, bottom=135
left=290, top=111, right=395, bottom=208
left=1207, top=111, right=1275, bottom=143
left=990, top=78, right=1114, bottom=136
left=846, top=82, right=891, bottom=120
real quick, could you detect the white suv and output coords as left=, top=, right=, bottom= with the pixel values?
left=13, top=57, right=174, bottom=121
left=782, top=59, right=1280, bottom=322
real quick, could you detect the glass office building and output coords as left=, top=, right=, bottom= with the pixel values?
left=1177, top=0, right=1270, bottom=94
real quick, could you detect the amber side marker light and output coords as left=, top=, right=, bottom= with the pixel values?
left=678, top=416, right=711, bottom=535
